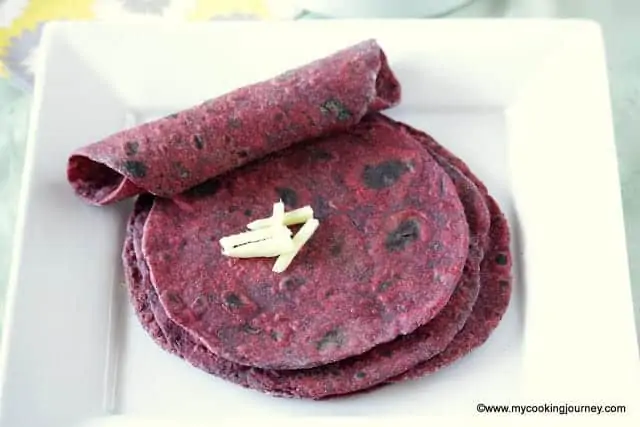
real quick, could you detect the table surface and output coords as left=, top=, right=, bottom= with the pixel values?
left=0, top=0, right=639, bottom=347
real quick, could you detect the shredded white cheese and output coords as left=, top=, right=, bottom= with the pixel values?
left=247, top=206, right=314, bottom=230
left=272, top=218, right=320, bottom=273
left=219, top=225, right=291, bottom=253
left=223, top=234, right=295, bottom=258
left=219, top=201, right=320, bottom=272
left=272, top=200, right=285, bottom=226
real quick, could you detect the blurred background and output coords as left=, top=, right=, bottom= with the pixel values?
left=0, top=0, right=638, bottom=342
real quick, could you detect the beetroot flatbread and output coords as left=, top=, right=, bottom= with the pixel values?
left=122, top=131, right=488, bottom=399
left=122, top=113, right=512, bottom=399
left=68, top=39, right=400, bottom=206
left=140, top=114, right=469, bottom=370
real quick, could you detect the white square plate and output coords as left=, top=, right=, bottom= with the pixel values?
left=1, top=20, right=638, bottom=427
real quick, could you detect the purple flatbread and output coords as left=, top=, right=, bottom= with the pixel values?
left=141, top=115, right=469, bottom=370
left=122, top=119, right=492, bottom=399
left=68, top=40, right=400, bottom=206
left=122, top=114, right=512, bottom=399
